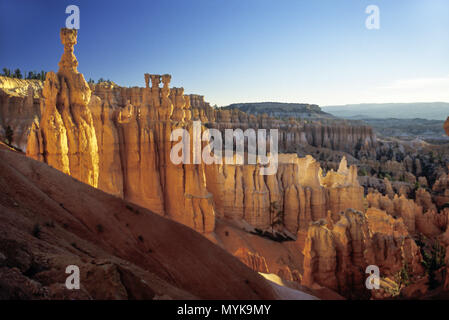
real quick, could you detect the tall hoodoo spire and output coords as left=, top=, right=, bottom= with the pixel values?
left=58, top=28, right=79, bottom=75
left=27, top=28, right=99, bottom=187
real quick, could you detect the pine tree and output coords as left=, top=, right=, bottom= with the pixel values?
left=13, top=68, right=22, bottom=79
left=2, top=68, right=11, bottom=77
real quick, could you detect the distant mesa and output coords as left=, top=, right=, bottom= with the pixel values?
left=221, top=102, right=336, bottom=120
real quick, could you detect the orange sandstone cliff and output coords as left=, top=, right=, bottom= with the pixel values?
left=26, top=29, right=215, bottom=234
left=24, top=29, right=367, bottom=240
left=0, top=28, right=448, bottom=299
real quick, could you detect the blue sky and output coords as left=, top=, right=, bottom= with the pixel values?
left=1, top=0, right=448, bottom=106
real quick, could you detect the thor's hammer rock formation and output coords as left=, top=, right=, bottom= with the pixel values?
left=27, top=28, right=215, bottom=234
left=27, top=28, right=99, bottom=187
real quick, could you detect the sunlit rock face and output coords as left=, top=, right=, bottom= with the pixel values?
left=0, top=76, right=43, bottom=151
left=26, top=28, right=215, bottom=234
left=27, top=28, right=99, bottom=187
left=301, top=208, right=424, bottom=299
left=29, top=71, right=70, bottom=175
left=206, top=155, right=363, bottom=238
left=3, top=27, right=448, bottom=299
left=20, top=29, right=373, bottom=236
left=11, top=31, right=445, bottom=299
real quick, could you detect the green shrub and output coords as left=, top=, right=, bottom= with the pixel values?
left=395, top=263, right=411, bottom=289
left=358, top=168, right=368, bottom=176
left=420, top=240, right=446, bottom=289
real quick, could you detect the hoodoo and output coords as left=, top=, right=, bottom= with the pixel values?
left=27, top=28, right=99, bottom=187
left=26, top=28, right=216, bottom=234
left=0, top=24, right=447, bottom=300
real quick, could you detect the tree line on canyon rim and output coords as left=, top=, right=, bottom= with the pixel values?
left=1, top=67, right=111, bottom=85
left=1, top=68, right=47, bottom=81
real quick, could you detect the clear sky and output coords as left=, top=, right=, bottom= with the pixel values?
left=1, top=0, right=448, bottom=106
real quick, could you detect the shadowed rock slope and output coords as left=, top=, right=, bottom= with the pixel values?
left=0, top=143, right=277, bottom=300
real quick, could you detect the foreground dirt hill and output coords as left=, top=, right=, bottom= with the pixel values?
left=0, top=143, right=278, bottom=299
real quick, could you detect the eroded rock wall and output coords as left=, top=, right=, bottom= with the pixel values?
left=20, top=28, right=371, bottom=237
left=27, top=29, right=99, bottom=187
left=0, top=76, right=43, bottom=150
left=194, top=103, right=377, bottom=156
left=26, top=29, right=215, bottom=234
left=302, top=208, right=424, bottom=298
left=205, top=155, right=363, bottom=237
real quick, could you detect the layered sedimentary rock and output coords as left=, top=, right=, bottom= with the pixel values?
left=0, top=76, right=43, bottom=150
left=21, top=29, right=372, bottom=237
left=302, top=208, right=424, bottom=298
left=89, top=79, right=218, bottom=233
left=26, top=29, right=215, bottom=234
left=301, top=209, right=376, bottom=298
left=2, top=27, right=448, bottom=299
left=432, top=173, right=449, bottom=207
left=234, top=248, right=269, bottom=274
left=2, top=79, right=377, bottom=159
left=29, top=71, right=70, bottom=175
left=205, top=155, right=363, bottom=240
left=367, top=191, right=422, bottom=234
left=146, top=94, right=377, bottom=156
left=198, top=106, right=377, bottom=156
left=27, top=29, right=99, bottom=187
left=366, top=188, right=449, bottom=238
left=366, top=208, right=423, bottom=276
left=415, top=188, right=437, bottom=213
left=88, top=93, right=123, bottom=197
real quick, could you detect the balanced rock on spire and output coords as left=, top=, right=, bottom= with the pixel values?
left=27, top=28, right=99, bottom=187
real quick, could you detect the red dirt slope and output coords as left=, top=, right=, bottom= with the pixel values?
left=0, top=143, right=277, bottom=299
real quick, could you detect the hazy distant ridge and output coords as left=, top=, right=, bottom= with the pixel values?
left=322, top=102, right=449, bottom=120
